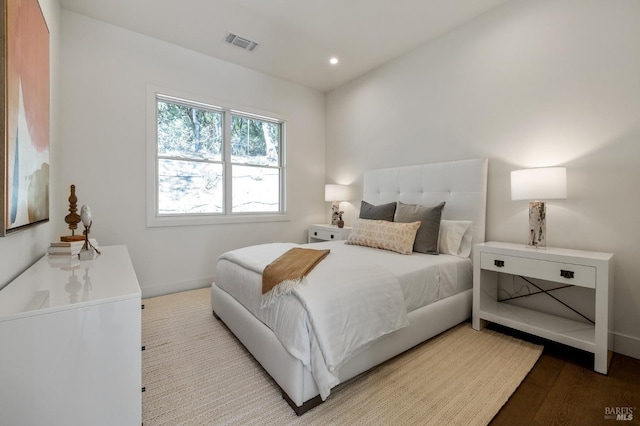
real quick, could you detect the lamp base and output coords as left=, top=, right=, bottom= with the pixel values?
left=528, top=201, right=546, bottom=248
left=330, top=201, right=340, bottom=226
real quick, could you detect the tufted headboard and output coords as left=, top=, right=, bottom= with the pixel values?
left=362, top=158, right=488, bottom=247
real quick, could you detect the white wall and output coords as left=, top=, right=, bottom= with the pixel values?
left=57, top=11, right=326, bottom=297
left=326, top=0, right=640, bottom=358
left=0, top=0, right=60, bottom=289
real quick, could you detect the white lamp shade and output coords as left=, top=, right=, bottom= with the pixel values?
left=324, top=184, right=351, bottom=202
left=511, top=167, right=567, bottom=201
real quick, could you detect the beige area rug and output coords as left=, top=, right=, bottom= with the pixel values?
left=142, top=288, right=542, bottom=425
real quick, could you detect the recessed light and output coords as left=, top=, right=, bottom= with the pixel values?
left=329, top=57, right=339, bottom=65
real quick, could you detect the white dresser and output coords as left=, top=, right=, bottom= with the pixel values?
left=0, top=245, right=142, bottom=426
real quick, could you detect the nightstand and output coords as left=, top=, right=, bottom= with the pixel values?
left=308, top=224, right=351, bottom=243
left=472, top=241, right=614, bottom=374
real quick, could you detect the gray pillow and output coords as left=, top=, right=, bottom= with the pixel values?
left=394, top=201, right=446, bottom=254
left=359, top=201, right=396, bottom=222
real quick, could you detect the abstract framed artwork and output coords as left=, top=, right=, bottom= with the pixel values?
left=1, top=0, right=50, bottom=236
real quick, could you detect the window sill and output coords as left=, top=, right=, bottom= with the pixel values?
left=147, top=213, right=290, bottom=228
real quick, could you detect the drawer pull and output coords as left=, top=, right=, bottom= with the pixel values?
left=560, top=270, right=575, bottom=279
left=330, top=234, right=335, bottom=239
left=314, top=232, right=318, bottom=236
left=494, top=259, right=505, bottom=268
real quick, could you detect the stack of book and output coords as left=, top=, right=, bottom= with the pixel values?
left=48, top=239, right=99, bottom=257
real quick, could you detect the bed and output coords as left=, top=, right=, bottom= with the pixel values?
left=210, top=157, right=488, bottom=415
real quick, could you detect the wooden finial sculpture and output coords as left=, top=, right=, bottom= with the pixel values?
left=61, top=185, right=85, bottom=242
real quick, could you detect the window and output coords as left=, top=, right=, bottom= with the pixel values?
left=148, top=89, right=286, bottom=226
left=157, top=97, right=224, bottom=214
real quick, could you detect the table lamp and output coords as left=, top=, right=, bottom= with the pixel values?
left=511, top=167, right=567, bottom=248
left=324, top=184, right=350, bottom=227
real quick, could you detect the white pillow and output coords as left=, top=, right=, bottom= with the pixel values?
left=458, top=227, right=473, bottom=258
left=345, top=218, right=421, bottom=255
left=438, top=220, right=473, bottom=257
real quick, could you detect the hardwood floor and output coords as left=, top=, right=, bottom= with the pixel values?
left=490, top=325, right=640, bottom=426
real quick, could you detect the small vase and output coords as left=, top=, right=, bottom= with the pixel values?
left=337, top=219, right=344, bottom=229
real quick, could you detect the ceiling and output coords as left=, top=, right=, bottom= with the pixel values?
left=60, top=0, right=510, bottom=92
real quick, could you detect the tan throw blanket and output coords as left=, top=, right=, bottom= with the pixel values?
left=261, top=248, right=330, bottom=307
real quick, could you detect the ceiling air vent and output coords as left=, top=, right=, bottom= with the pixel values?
left=224, top=32, right=258, bottom=51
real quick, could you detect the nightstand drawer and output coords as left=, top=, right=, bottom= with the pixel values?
left=308, top=224, right=351, bottom=243
left=311, top=229, right=340, bottom=241
left=480, top=252, right=596, bottom=288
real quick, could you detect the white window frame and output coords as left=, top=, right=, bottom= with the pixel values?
left=146, top=86, right=288, bottom=227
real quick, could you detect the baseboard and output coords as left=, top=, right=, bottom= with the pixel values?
left=613, top=331, right=640, bottom=360
left=141, top=277, right=212, bottom=299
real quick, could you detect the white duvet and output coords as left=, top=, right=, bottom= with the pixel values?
left=217, top=242, right=410, bottom=399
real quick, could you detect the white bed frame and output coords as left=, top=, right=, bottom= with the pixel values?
left=211, top=158, right=488, bottom=415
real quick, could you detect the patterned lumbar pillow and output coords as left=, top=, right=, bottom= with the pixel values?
left=345, top=218, right=421, bottom=255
